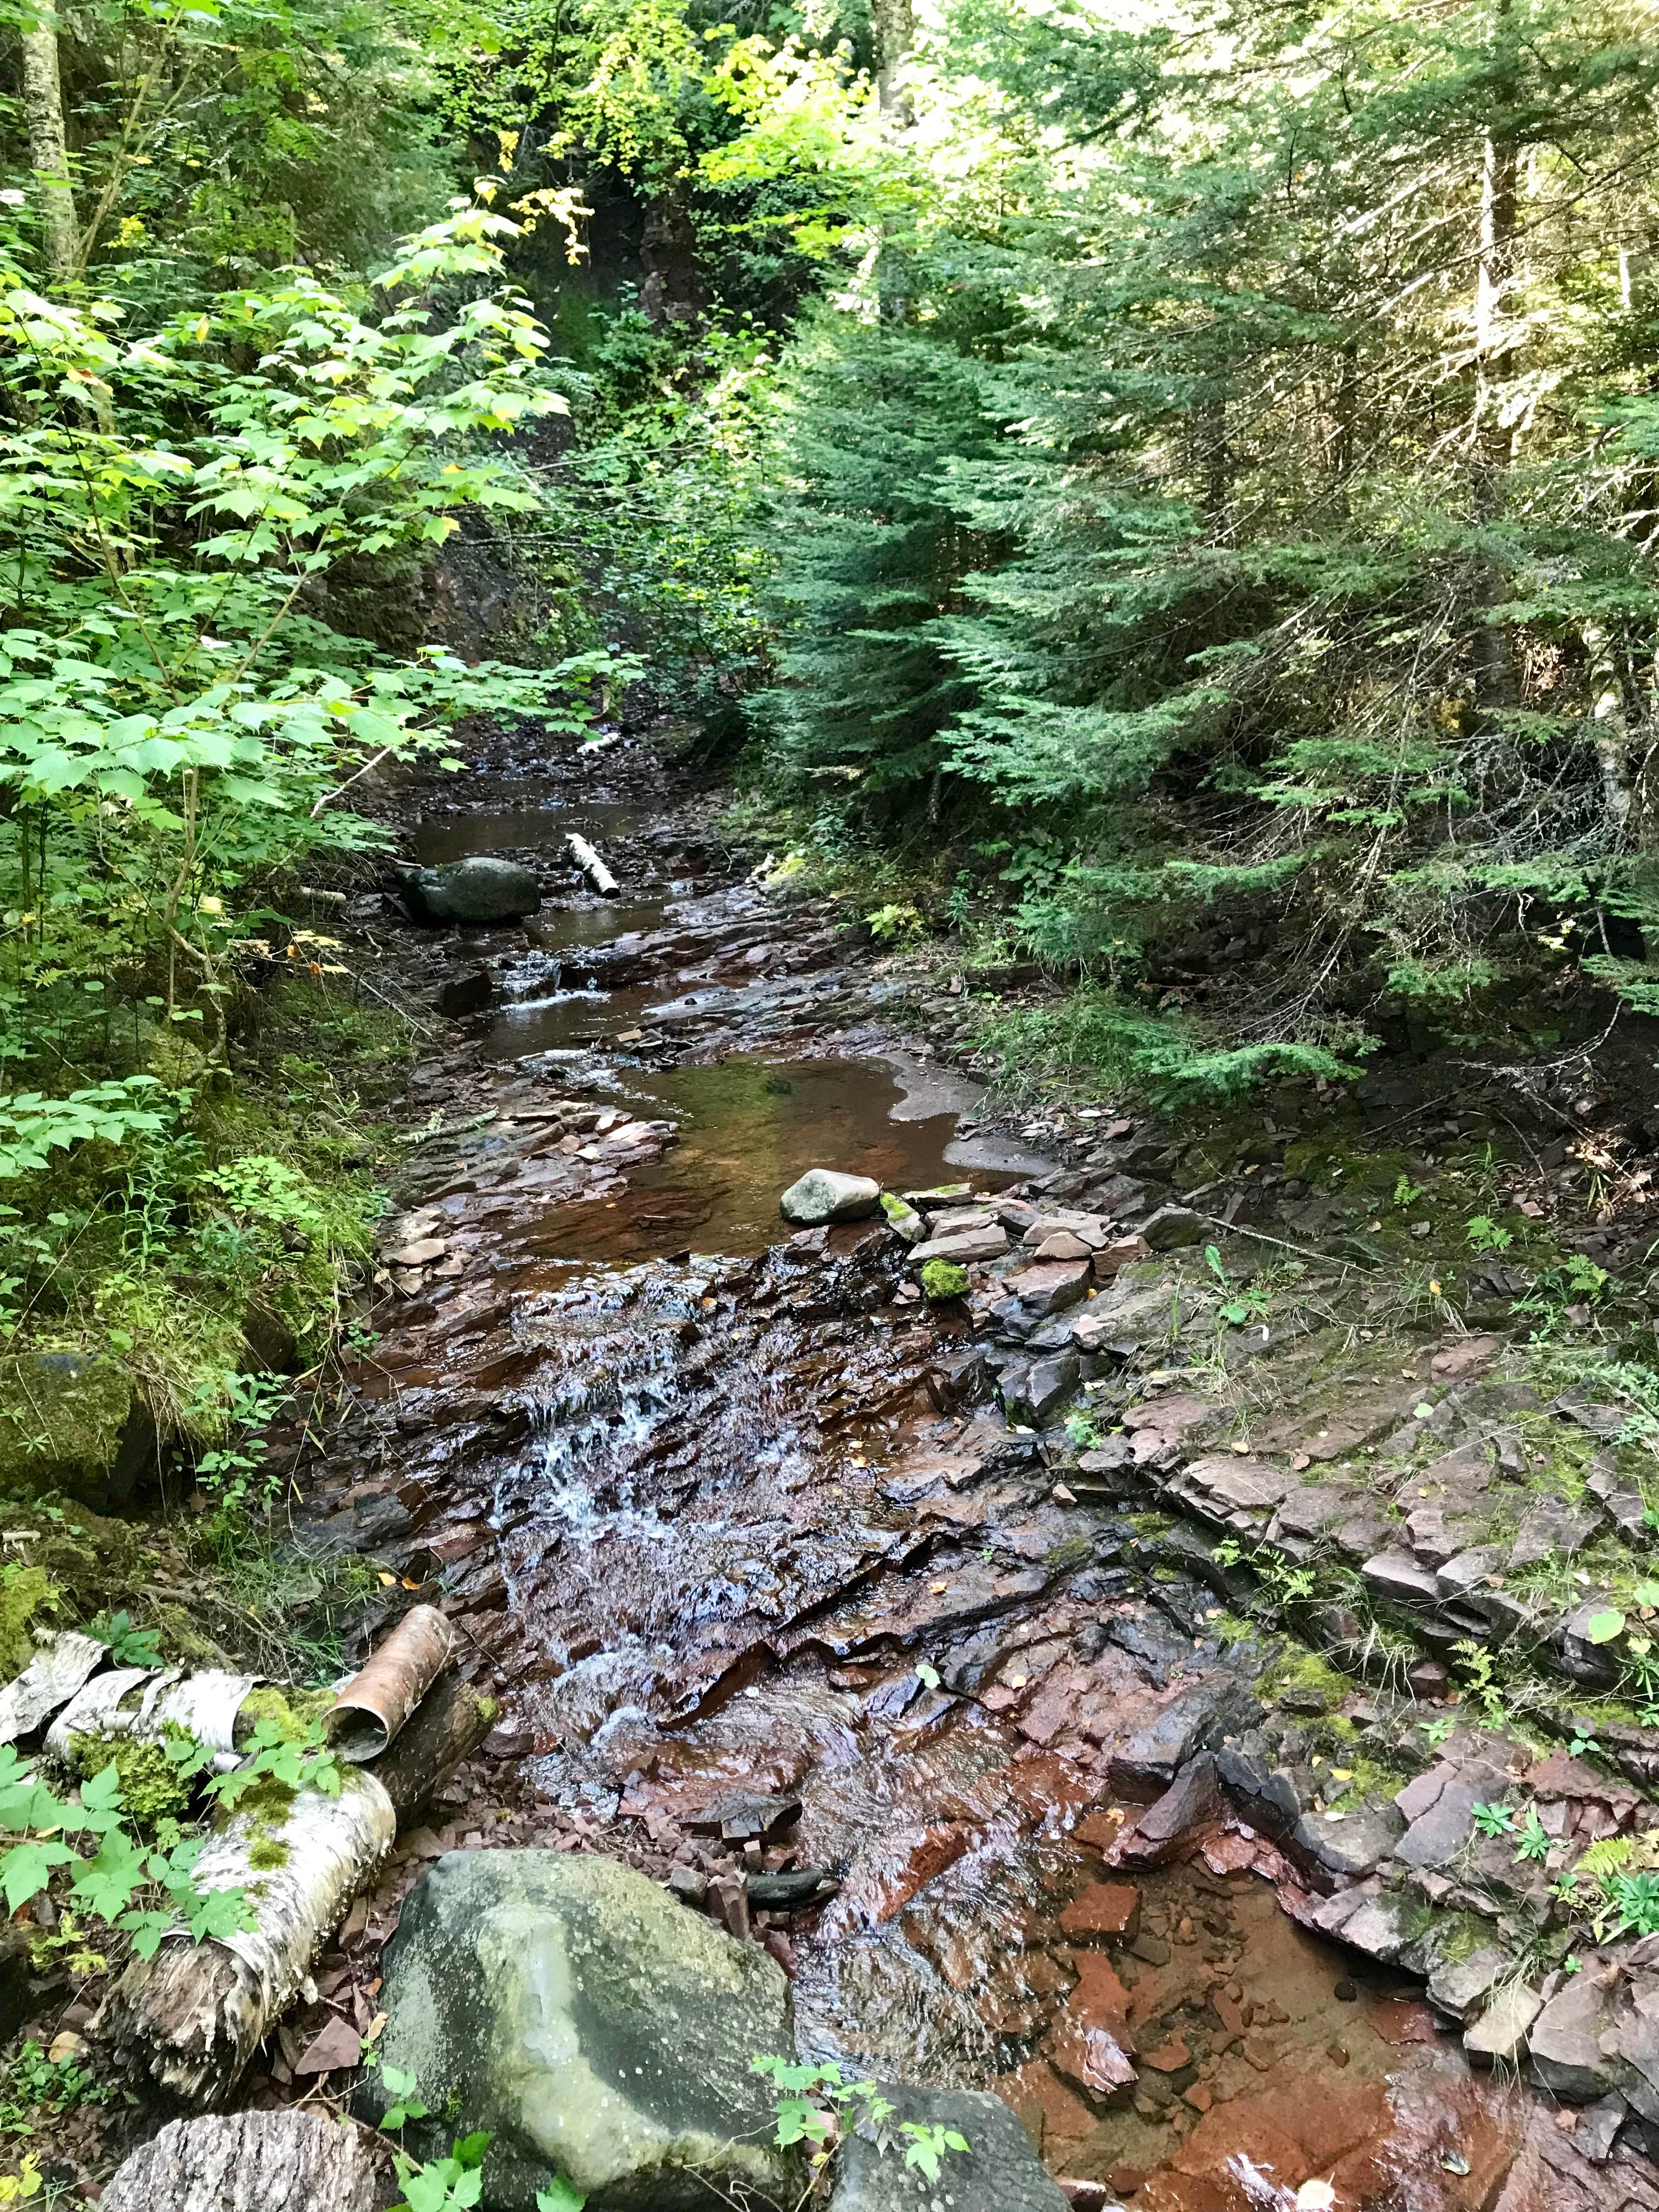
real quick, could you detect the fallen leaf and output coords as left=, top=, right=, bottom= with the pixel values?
left=294, top=2015, right=362, bottom=2074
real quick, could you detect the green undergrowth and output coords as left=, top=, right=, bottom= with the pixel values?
left=974, top=986, right=1356, bottom=1110
left=0, top=975, right=407, bottom=1505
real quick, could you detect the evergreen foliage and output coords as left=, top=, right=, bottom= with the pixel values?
left=749, top=0, right=1659, bottom=1078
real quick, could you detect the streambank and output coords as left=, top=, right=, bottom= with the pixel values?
left=282, top=727, right=1659, bottom=2208
left=20, top=721, right=1659, bottom=2211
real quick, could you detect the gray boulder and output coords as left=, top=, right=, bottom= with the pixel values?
left=1140, top=1205, right=1204, bottom=1250
left=780, top=1169, right=882, bottom=1225
left=1293, top=1802, right=1404, bottom=1881
left=362, top=1850, right=795, bottom=2210
left=828, top=2085, right=1068, bottom=2211
left=1529, top=1965, right=1626, bottom=2103
left=397, top=856, right=541, bottom=924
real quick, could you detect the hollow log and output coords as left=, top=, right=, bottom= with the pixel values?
left=326, top=1604, right=454, bottom=1763
left=93, top=1771, right=394, bottom=2106
left=100, top=2111, right=377, bottom=2212
left=567, top=830, right=619, bottom=897
left=371, top=1673, right=496, bottom=1825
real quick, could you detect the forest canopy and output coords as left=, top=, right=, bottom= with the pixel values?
left=6, top=0, right=1659, bottom=1195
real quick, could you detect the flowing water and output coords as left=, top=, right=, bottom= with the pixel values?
left=337, top=758, right=1598, bottom=2212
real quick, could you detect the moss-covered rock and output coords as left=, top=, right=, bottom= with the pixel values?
left=0, top=1352, right=158, bottom=1511
left=0, top=1565, right=55, bottom=1677
left=362, top=1850, right=795, bottom=2210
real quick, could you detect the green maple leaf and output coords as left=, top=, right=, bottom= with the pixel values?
left=70, top=1830, right=149, bottom=1919
left=537, top=2182, right=587, bottom=2212
left=0, top=1837, right=73, bottom=1911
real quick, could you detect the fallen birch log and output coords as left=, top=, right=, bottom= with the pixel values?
left=46, top=1666, right=257, bottom=1772
left=371, top=1672, right=495, bottom=1824
left=0, top=1630, right=107, bottom=1743
left=566, top=830, right=619, bottom=897
left=94, top=1770, right=395, bottom=2106
left=100, top=2111, right=377, bottom=2212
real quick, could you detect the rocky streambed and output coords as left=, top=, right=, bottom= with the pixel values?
left=240, top=727, right=1659, bottom=2211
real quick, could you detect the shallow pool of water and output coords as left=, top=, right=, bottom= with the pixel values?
left=546, top=1054, right=1029, bottom=1261
left=408, top=797, right=648, bottom=866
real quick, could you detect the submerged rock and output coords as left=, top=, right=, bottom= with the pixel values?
left=363, top=1850, right=795, bottom=2210
left=397, top=855, right=541, bottom=924
left=827, top=2085, right=1069, bottom=2210
left=781, top=1168, right=882, bottom=1224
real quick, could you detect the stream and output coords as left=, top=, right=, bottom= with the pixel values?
left=309, top=736, right=1610, bottom=2212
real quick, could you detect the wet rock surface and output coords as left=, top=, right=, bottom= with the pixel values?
left=285, top=729, right=1659, bottom=2210
left=365, top=1849, right=794, bottom=2209
left=397, top=854, right=544, bottom=924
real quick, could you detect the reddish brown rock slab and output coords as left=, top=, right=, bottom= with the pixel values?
left=1183, top=2083, right=1213, bottom=2113
left=1199, top=1829, right=1260, bottom=1877
left=995, top=2058, right=1096, bottom=2162
left=1020, top=1663, right=1094, bottom=1748
left=996, top=1752, right=1102, bottom=1827
left=850, top=1821, right=973, bottom=1924
left=1076, top=1809, right=1128, bottom=1849
left=1523, top=1749, right=1640, bottom=1816
left=1068, top=1952, right=1134, bottom=2033
left=1259, top=1383, right=1423, bottom=1462
left=1143, top=2037, right=1192, bottom=2074
left=1110, top=1754, right=1224, bottom=1869
left=1059, top=1881, right=1142, bottom=1942
left=1126, top=1392, right=1219, bottom=1447
left=1049, top=2016, right=1138, bottom=2101
left=1369, top=1996, right=1442, bottom=2045
left=1093, top=1237, right=1150, bottom=1278
left=1430, top=1335, right=1503, bottom=1381
left=1169, top=2104, right=1308, bottom=2191
left=1127, top=1953, right=1221, bottom=2031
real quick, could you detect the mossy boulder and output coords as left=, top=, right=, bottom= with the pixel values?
left=361, top=1850, right=795, bottom=2210
left=395, top=857, right=541, bottom=925
left=0, top=1352, right=158, bottom=1511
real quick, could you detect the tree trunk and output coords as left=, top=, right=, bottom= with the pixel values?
left=100, top=2112, right=378, bottom=2212
left=93, top=1775, right=396, bottom=2106
left=637, top=187, right=699, bottom=324
left=1469, top=4, right=1521, bottom=722
left=567, top=829, right=619, bottom=896
left=20, top=14, right=77, bottom=284
left=1584, top=621, right=1638, bottom=837
left=1203, top=390, right=1230, bottom=526
left=872, top=0, right=914, bottom=117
